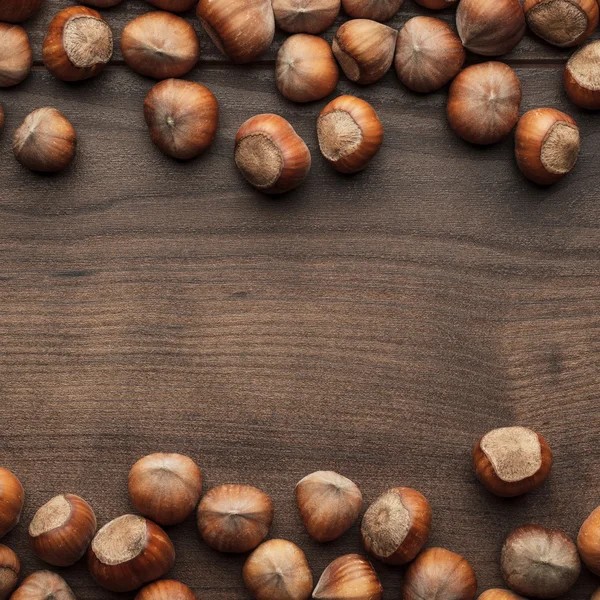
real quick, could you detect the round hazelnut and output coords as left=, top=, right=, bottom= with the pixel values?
left=0, top=545, right=19, bottom=600
left=404, top=548, right=477, bottom=600
left=272, top=0, right=340, bottom=34
left=0, top=24, right=32, bottom=88
left=341, top=0, right=402, bottom=22
left=332, top=19, right=397, bottom=85
left=577, top=506, right=600, bottom=575
left=0, top=469, right=24, bottom=539
left=473, top=426, right=552, bottom=497
left=524, top=0, right=598, bottom=47
left=29, top=494, right=96, bottom=567
left=447, top=62, right=521, bottom=145
left=42, top=6, right=113, bottom=82
left=501, top=525, right=580, bottom=598
left=197, top=0, right=275, bottom=64
left=14, top=108, right=77, bottom=173
left=295, top=471, right=362, bottom=542
left=243, top=539, right=313, bottom=600
left=121, top=12, right=199, bottom=79
left=478, top=592, right=526, bottom=600
left=276, top=34, right=339, bottom=102
left=81, top=0, right=123, bottom=6
left=197, top=484, right=274, bottom=552
left=395, top=17, right=465, bottom=93
left=317, top=95, right=383, bottom=173
left=11, top=572, right=74, bottom=600
left=414, top=0, right=458, bottom=8
left=234, top=114, right=311, bottom=194
left=456, top=0, right=525, bottom=56
left=515, top=108, right=580, bottom=185
left=88, top=514, right=175, bottom=592
left=135, top=580, right=196, bottom=600
left=128, top=452, right=203, bottom=524
left=313, top=555, right=382, bottom=600
left=361, top=487, right=431, bottom=565
left=564, top=40, right=600, bottom=109
left=0, top=0, right=43, bottom=23
left=145, top=0, right=198, bottom=11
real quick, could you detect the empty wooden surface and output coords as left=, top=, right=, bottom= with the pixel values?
left=0, top=1, right=599, bottom=599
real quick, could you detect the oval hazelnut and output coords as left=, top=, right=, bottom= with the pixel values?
left=0, top=24, right=32, bottom=88
left=341, top=0, right=402, bottom=22
left=272, top=0, right=340, bottom=34
left=478, top=591, right=526, bottom=600
left=145, top=0, right=198, bottom=11
left=564, top=40, right=600, bottom=109
left=395, top=17, right=465, bottom=93
left=135, top=580, right=196, bottom=600
left=11, top=572, right=75, bottom=600
left=414, top=0, right=458, bottom=8
left=121, top=12, right=199, bottom=79
left=473, top=426, right=552, bottom=497
left=0, top=469, right=24, bottom=539
left=0, top=545, right=19, bottom=600
left=577, top=506, right=600, bottom=575
left=313, top=555, right=382, bottom=600
left=0, top=0, right=43, bottom=23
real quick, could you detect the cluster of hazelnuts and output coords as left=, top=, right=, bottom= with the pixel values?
left=0, top=427, right=599, bottom=600
left=2, top=0, right=600, bottom=190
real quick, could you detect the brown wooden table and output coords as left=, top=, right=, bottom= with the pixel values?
left=1, top=1, right=599, bottom=599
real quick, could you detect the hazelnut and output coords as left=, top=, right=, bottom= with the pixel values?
left=0, top=1, right=43, bottom=23
left=197, top=0, right=275, bottom=64
left=0, top=545, right=19, bottom=600
left=515, top=108, right=580, bottom=185
left=577, top=506, right=600, bottom=575
left=361, top=487, right=431, bottom=565
left=88, top=514, right=175, bottom=592
left=42, top=6, right=113, bottom=82
left=501, top=525, right=580, bottom=598
left=341, top=0, right=402, bottom=22
left=81, top=0, right=123, bottom=6
left=272, top=0, right=340, bottom=34
left=0, top=469, right=24, bottom=539
left=404, top=548, right=477, bottom=600
left=276, top=34, right=339, bottom=102
left=121, top=12, right=199, bottom=79
left=524, top=0, right=598, bottom=48
left=13, top=108, right=77, bottom=173
left=478, top=592, right=526, bottom=600
left=317, top=95, right=384, bottom=173
left=243, top=539, right=313, bottom=600
left=332, top=19, right=397, bottom=85
left=313, top=555, right=382, bottom=600
left=197, top=484, right=274, bottom=552
left=447, top=62, right=521, bottom=145
left=456, top=0, right=525, bottom=56
left=135, top=580, right=196, bottom=600
left=128, top=452, right=203, bottom=524
left=0, top=24, right=32, bottom=88
left=10, top=572, right=74, bottom=600
left=395, top=17, right=465, bottom=93
left=414, top=0, right=458, bottom=9
left=295, top=471, right=362, bottom=542
left=234, top=114, right=311, bottom=194
left=564, top=40, right=600, bottom=109
left=473, top=426, right=552, bottom=497
left=29, top=494, right=96, bottom=567
left=145, top=0, right=198, bottom=11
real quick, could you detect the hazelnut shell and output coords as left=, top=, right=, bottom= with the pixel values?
left=0, top=545, right=19, bottom=600
left=0, top=469, right=24, bottom=539
left=10, top=571, right=75, bottom=600
left=312, top=554, right=382, bottom=600
left=341, top=0, right=403, bottom=22
left=134, top=580, right=196, bottom=600
left=272, top=0, right=340, bottom=34
left=577, top=506, right=600, bottom=576
left=0, top=0, right=43, bottom=23
left=477, top=592, right=526, bottom=600
left=0, top=24, right=33, bottom=87
left=564, top=40, right=600, bottom=109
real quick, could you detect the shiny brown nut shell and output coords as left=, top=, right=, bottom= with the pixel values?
left=272, top=0, right=340, bottom=34
left=0, top=0, right=44, bottom=23
left=0, top=469, right=24, bottom=539
left=0, top=545, right=19, bottom=600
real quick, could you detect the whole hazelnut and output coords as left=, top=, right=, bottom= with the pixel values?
left=272, top=0, right=340, bottom=34
left=0, top=0, right=43, bottom=23
left=478, top=592, right=526, bottom=600
left=135, top=580, right=196, bottom=600
left=197, top=0, right=275, bottom=64
left=313, top=555, right=382, bottom=600
left=234, top=114, right=311, bottom=194
left=0, top=469, right=24, bottom=539
left=473, top=426, right=552, bottom=497
left=341, top=0, right=402, bottom=22
left=145, top=0, right=198, bottom=11
left=515, top=108, right=580, bottom=185
left=88, top=514, right=175, bottom=592
left=42, top=6, right=113, bottom=82
left=144, top=80, right=219, bottom=160
left=524, top=0, right=598, bottom=47
left=317, top=95, right=384, bottom=173
left=332, top=19, right=397, bottom=85
left=361, top=487, right=431, bottom=565
left=577, top=506, right=600, bottom=575
left=456, top=0, right=525, bottom=56
left=404, top=548, right=477, bottom=600
left=295, top=471, right=362, bottom=542
left=564, top=40, right=600, bottom=109
left=414, top=0, right=458, bottom=9
left=395, top=17, right=465, bottom=93
left=243, top=539, right=313, bottom=600
left=121, top=12, right=199, bottom=79
left=0, top=24, right=32, bottom=88
left=81, top=0, right=123, bottom=6
left=197, top=484, right=274, bottom=552
left=447, top=62, right=521, bottom=145
left=10, top=572, right=74, bottom=600
left=276, top=34, right=339, bottom=102
left=501, top=525, right=580, bottom=598
left=13, top=108, right=77, bottom=173
left=0, top=545, right=19, bottom=600
left=29, top=494, right=96, bottom=567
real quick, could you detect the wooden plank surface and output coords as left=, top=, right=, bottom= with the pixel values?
left=1, top=1, right=600, bottom=600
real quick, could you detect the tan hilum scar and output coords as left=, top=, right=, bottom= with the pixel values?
left=528, top=1, right=587, bottom=46
left=569, top=42, right=600, bottom=89
left=29, top=495, right=72, bottom=536
left=317, top=111, right=362, bottom=161
left=235, top=134, right=284, bottom=188
left=361, top=490, right=410, bottom=557
left=63, top=16, right=113, bottom=68
left=91, top=514, right=147, bottom=565
left=541, top=122, right=580, bottom=175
